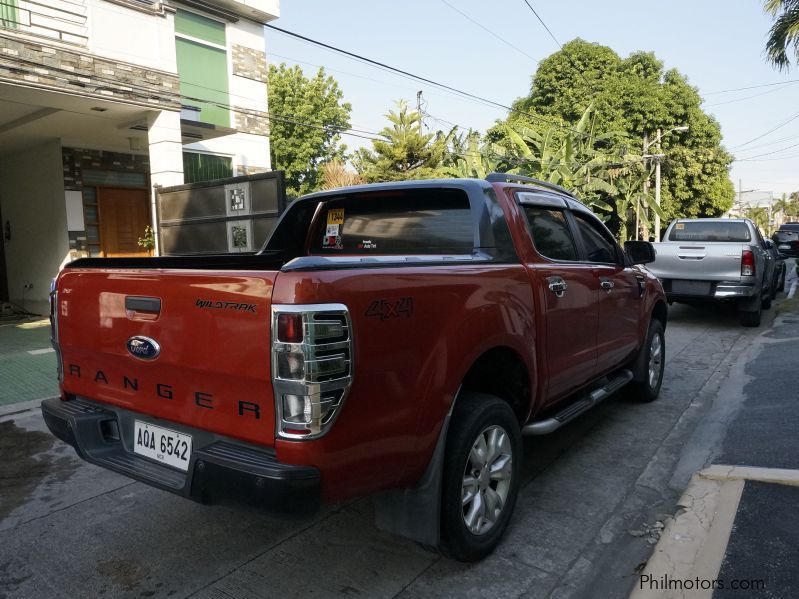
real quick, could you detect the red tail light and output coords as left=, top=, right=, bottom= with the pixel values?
left=741, top=250, right=755, bottom=276
left=277, top=313, right=304, bottom=343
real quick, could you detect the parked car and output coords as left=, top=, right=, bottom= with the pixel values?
left=41, top=174, right=668, bottom=562
left=772, top=223, right=799, bottom=258
left=648, top=218, right=775, bottom=326
left=765, top=239, right=787, bottom=297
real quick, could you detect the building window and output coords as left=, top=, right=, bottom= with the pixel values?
left=0, top=0, right=18, bottom=29
left=183, top=152, right=233, bottom=183
left=175, top=9, right=230, bottom=127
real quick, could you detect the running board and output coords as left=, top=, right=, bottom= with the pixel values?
left=522, top=369, right=634, bottom=436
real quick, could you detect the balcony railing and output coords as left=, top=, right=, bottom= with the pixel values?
left=0, top=0, right=88, bottom=46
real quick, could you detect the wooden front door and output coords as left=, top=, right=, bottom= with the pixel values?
left=98, top=188, right=151, bottom=257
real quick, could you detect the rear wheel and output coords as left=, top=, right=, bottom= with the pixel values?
left=440, top=393, right=521, bottom=562
left=738, top=294, right=762, bottom=327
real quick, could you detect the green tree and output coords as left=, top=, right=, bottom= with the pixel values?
left=354, top=100, right=450, bottom=182
left=267, top=64, right=352, bottom=198
left=496, top=40, right=735, bottom=227
left=764, top=0, right=799, bottom=70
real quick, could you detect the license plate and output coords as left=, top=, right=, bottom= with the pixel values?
left=133, top=420, right=192, bottom=471
left=779, top=244, right=791, bottom=250
left=671, top=280, right=711, bottom=295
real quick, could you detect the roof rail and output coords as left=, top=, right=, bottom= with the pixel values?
left=485, top=173, right=575, bottom=198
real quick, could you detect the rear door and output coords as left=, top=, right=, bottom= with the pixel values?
left=570, top=210, right=641, bottom=375
left=516, top=192, right=598, bottom=403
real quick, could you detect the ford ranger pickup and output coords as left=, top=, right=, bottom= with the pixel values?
left=648, top=218, right=776, bottom=327
left=42, top=174, right=668, bottom=561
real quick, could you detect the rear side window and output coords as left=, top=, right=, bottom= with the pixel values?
left=310, top=189, right=473, bottom=254
left=668, top=221, right=751, bottom=242
left=521, top=207, right=578, bottom=261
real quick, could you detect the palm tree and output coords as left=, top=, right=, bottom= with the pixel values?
left=764, top=0, right=799, bottom=70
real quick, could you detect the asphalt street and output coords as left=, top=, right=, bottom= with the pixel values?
left=0, top=285, right=795, bottom=599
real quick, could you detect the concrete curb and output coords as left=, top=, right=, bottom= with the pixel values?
left=0, top=397, right=52, bottom=419
left=630, top=464, right=799, bottom=598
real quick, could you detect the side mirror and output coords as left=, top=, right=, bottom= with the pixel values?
left=624, top=241, right=656, bottom=265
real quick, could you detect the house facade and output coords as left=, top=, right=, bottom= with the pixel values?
left=0, top=0, right=279, bottom=314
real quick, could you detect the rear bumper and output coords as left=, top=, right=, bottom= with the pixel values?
left=41, top=397, right=320, bottom=513
left=659, top=279, right=757, bottom=301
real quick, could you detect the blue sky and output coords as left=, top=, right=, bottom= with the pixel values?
left=265, top=1, right=799, bottom=196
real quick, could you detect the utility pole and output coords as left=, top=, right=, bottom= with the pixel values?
left=416, top=90, right=423, bottom=133
left=654, top=128, right=662, bottom=242
left=640, top=133, right=648, bottom=241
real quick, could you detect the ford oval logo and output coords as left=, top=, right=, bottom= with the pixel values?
left=126, top=336, right=161, bottom=360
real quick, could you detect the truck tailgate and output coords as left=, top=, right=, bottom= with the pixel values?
left=57, top=268, right=277, bottom=447
left=648, top=243, right=746, bottom=282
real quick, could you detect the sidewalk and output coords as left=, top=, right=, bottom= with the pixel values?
left=0, top=317, right=59, bottom=406
left=631, top=300, right=799, bottom=599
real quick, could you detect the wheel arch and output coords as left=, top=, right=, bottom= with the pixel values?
left=458, top=346, right=533, bottom=425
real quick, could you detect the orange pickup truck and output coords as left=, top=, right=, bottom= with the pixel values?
left=42, top=174, right=667, bottom=561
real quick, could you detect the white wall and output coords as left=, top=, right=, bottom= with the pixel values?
left=0, top=141, right=68, bottom=315
left=87, top=0, right=177, bottom=73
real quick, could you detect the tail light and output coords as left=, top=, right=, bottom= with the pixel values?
left=271, top=304, right=353, bottom=439
left=49, top=278, right=63, bottom=383
left=741, top=250, right=755, bottom=276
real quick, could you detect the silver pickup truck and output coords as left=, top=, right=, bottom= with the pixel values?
left=648, top=218, right=777, bottom=326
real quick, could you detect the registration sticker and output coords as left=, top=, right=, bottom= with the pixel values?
left=326, top=224, right=340, bottom=237
left=327, top=209, right=345, bottom=225
left=675, top=223, right=685, bottom=230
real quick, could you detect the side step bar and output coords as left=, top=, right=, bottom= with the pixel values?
left=522, top=369, right=633, bottom=436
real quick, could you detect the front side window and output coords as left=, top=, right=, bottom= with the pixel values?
left=573, top=213, right=618, bottom=264
left=521, top=206, right=578, bottom=262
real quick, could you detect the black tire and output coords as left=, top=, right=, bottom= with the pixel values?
left=439, top=392, right=522, bottom=562
left=771, top=276, right=779, bottom=300
left=626, top=320, right=665, bottom=403
left=738, top=295, right=762, bottom=327
left=779, top=269, right=786, bottom=294
left=763, top=292, right=773, bottom=309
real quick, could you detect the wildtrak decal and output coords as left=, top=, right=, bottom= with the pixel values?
left=195, top=299, right=257, bottom=313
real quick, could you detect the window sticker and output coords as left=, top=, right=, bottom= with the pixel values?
left=675, top=223, right=685, bottom=230
left=327, top=209, right=345, bottom=225
left=326, top=224, right=340, bottom=237
left=357, top=240, right=377, bottom=250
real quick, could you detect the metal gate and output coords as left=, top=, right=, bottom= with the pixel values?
left=156, top=171, right=286, bottom=255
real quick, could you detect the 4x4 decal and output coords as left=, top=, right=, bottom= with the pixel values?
left=365, top=297, right=413, bottom=321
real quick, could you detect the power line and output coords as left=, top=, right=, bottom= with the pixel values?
left=264, top=23, right=586, bottom=135
left=438, top=0, right=538, bottom=62
left=521, top=0, right=564, bottom=50
left=704, top=81, right=799, bottom=108
left=519, top=1, right=595, bottom=94
left=704, top=78, right=799, bottom=95
left=731, top=110, right=799, bottom=149
left=736, top=140, right=799, bottom=160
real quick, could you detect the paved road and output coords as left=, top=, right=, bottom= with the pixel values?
left=0, top=292, right=791, bottom=599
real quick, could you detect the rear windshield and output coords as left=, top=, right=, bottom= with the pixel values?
left=778, top=223, right=799, bottom=231
left=668, top=221, right=751, bottom=242
left=309, top=189, right=474, bottom=254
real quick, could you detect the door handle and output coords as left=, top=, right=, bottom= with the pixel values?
left=547, top=276, right=568, bottom=298
left=599, top=277, right=614, bottom=293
